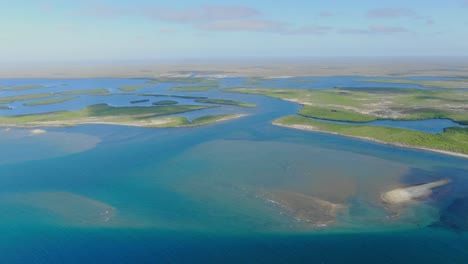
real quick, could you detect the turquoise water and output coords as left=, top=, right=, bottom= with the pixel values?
left=0, top=77, right=467, bottom=263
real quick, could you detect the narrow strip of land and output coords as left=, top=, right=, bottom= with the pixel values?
left=170, top=85, right=218, bottom=92
left=226, top=87, right=468, bottom=157
left=274, top=116, right=468, bottom=158
left=195, top=98, right=256, bottom=108
left=0, top=103, right=246, bottom=128
left=57, top=88, right=109, bottom=95
left=23, top=96, right=78, bottom=106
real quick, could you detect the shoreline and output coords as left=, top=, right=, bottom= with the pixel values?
left=175, top=114, right=248, bottom=128
left=0, top=114, right=248, bottom=129
left=191, top=114, right=247, bottom=124
left=273, top=121, right=468, bottom=159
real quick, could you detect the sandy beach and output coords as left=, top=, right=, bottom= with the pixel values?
left=0, top=114, right=248, bottom=129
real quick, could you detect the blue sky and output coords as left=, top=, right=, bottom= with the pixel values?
left=1, top=0, right=468, bottom=63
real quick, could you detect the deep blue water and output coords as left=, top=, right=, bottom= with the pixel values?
left=1, top=228, right=467, bottom=264
left=0, top=77, right=467, bottom=263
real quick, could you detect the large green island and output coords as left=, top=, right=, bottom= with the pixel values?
left=226, top=87, right=468, bottom=158
left=0, top=104, right=247, bottom=128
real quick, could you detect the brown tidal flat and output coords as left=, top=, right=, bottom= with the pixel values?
left=259, top=190, right=347, bottom=228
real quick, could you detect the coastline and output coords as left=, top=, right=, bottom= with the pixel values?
left=187, top=114, right=247, bottom=125
left=273, top=121, right=468, bottom=159
left=0, top=114, right=248, bottom=129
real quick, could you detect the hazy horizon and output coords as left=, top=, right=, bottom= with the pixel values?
left=2, top=0, right=468, bottom=64
left=4, top=55, right=468, bottom=65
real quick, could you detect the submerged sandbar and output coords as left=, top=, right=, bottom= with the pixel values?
left=259, top=190, right=347, bottom=228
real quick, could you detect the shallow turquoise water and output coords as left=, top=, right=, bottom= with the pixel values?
left=0, top=77, right=467, bottom=263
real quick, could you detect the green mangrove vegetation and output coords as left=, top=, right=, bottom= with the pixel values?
left=118, top=84, right=149, bottom=92
left=188, top=115, right=245, bottom=126
left=0, top=93, right=54, bottom=104
left=23, top=96, right=78, bottom=106
left=0, top=105, right=11, bottom=110
left=170, top=85, right=218, bottom=92
left=153, top=100, right=178, bottom=105
left=226, top=87, right=468, bottom=124
left=5, top=84, right=45, bottom=91
left=298, top=105, right=376, bottom=122
left=226, top=86, right=468, bottom=156
left=171, top=95, right=208, bottom=99
left=275, top=116, right=468, bottom=156
left=146, top=114, right=247, bottom=128
left=139, top=93, right=207, bottom=99
left=0, top=104, right=214, bottom=127
left=57, top=88, right=110, bottom=95
left=195, top=98, right=256, bottom=108
left=0, top=89, right=109, bottom=104
left=130, top=99, right=150, bottom=104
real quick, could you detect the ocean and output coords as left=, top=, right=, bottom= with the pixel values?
left=0, top=77, right=467, bottom=263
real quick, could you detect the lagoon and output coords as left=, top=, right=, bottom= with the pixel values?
left=0, top=76, right=467, bottom=263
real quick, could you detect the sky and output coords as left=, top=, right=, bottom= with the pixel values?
left=1, top=0, right=468, bottom=63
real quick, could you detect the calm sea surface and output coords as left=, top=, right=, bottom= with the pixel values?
left=0, top=77, right=467, bottom=263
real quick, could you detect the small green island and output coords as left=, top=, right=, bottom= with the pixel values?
left=170, top=85, right=219, bottom=92
left=226, top=87, right=468, bottom=157
left=153, top=100, right=178, bottom=105
left=0, top=93, right=54, bottom=104
left=57, top=88, right=110, bottom=95
left=0, top=105, right=11, bottom=110
left=130, top=99, right=150, bottom=104
left=147, top=114, right=248, bottom=128
left=195, top=98, right=256, bottom=108
left=118, top=84, right=150, bottom=92
left=0, top=89, right=109, bottom=105
left=0, top=103, right=246, bottom=128
left=5, top=84, right=45, bottom=91
left=170, top=95, right=208, bottom=99
left=139, top=93, right=208, bottom=100
left=23, top=96, right=78, bottom=106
